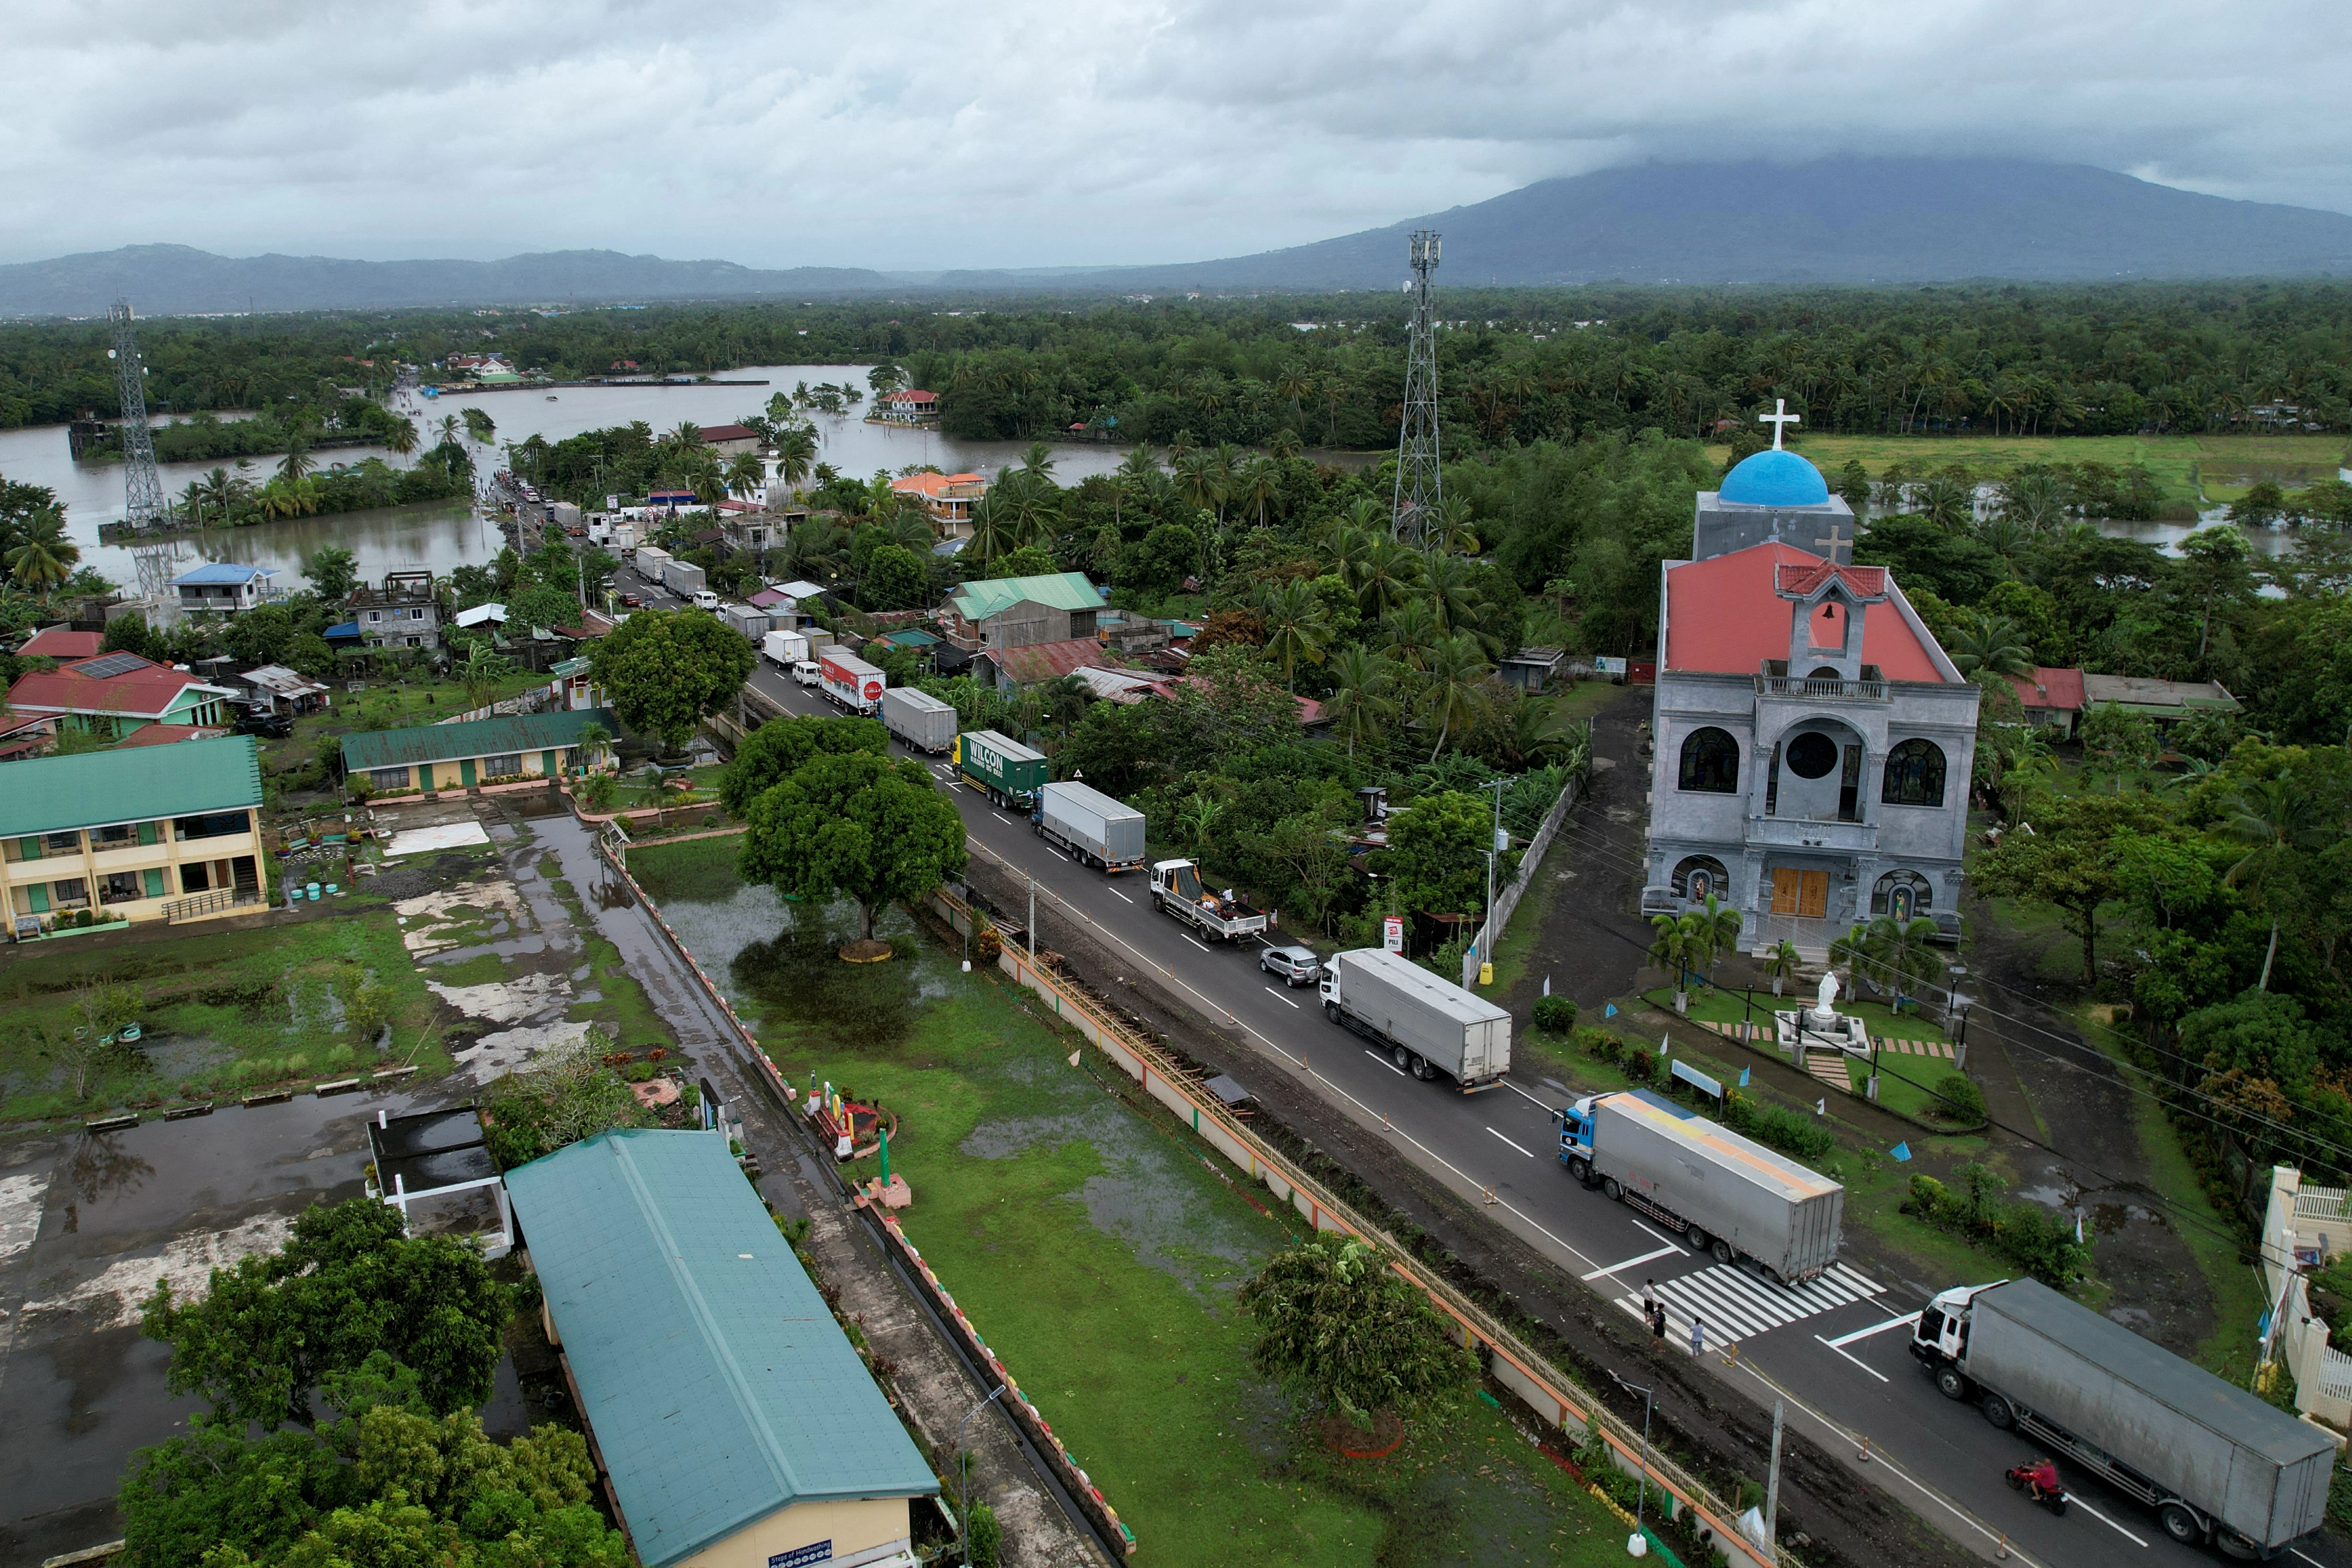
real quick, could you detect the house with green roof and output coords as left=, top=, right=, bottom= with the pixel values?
left=507, top=1131, right=937, bottom=1568
left=341, top=706, right=617, bottom=795
left=2, top=736, right=266, bottom=934
left=939, top=571, right=1104, bottom=654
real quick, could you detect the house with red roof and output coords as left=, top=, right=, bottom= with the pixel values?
left=1643, top=445, right=1979, bottom=951
left=875, top=389, right=939, bottom=425
left=696, top=424, right=763, bottom=457
left=2007, top=666, right=2087, bottom=737
left=6, top=653, right=242, bottom=742
left=889, top=471, right=986, bottom=536
left=16, top=627, right=105, bottom=662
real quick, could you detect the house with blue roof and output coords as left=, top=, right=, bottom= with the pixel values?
left=507, top=1131, right=937, bottom=1568
left=173, top=560, right=279, bottom=615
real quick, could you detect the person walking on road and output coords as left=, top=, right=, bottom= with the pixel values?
left=1689, top=1314, right=1706, bottom=1357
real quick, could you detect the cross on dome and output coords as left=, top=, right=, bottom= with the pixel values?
left=1759, top=398, right=1800, bottom=451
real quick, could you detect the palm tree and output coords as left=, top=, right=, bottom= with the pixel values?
left=966, top=495, right=1010, bottom=567
left=725, top=453, right=767, bottom=505
left=1354, top=539, right=1424, bottom=621
left=1019, top=442, right=1058, bottom=487
left=1762, top=939, right=1802, bottom=998
left=1267, top=427, right=1304, bottom=462
left=1257, top=579, right=1332, bottom=689
left=668, top=421, right=704, bottom=450
left=277, top=446, right=317, bottom=486
left=4, top=507, right=78, bottom=599
left=1419, top=634, right=1492, bottom=761
left=1689, top=894, right=1744, bottom=982
left=771, top=425, right=819, bottom=493
left=574, top=720, right=612, bottom=774
left=1647, top=913, right=1703, bottom=1014
left=1916, top=475, right=1974, bottom=530
left=434, top=414, right=462, bottom=447
left=2224, top=776, right=2329, bottom=991
left=1431, top=494, right=1480, bottom=556
left=381, top=416, right=420, bottom=457
left=1321, top=646, right=1396, bottom=758
left=1175, top=790, right=1223, bottom=858
left=1948, top=616, right=2034, bottom=683
left=1857, top=915, right=1943, bottom=1012
left=1381, top=600, right=1442, bottom=670
left=458, top=643, right=515, bottom=711
left=1233, top=457, right=1279, bottom=531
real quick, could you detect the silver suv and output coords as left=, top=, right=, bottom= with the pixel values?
left=1259, top=945, right=1322, bottom=986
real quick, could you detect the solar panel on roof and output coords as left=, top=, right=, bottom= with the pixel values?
left=74, top=652, right=150, bottom=679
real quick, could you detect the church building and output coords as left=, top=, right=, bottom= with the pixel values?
left=1641, top=417, right=1978, bottom=954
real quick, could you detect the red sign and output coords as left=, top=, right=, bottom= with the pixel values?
left=863, top=680, right=883, bottom=700
left=1383, top=916, right=1405, bottom=954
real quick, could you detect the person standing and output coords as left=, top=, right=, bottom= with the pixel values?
left=1690, top=1314, right=1706, bottom=1357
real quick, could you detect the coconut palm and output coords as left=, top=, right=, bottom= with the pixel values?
left=965, top=495, right=1010, bottom=567
left=1019, top=441, right=1058, bottom=487
left=277, top=447, right=317, bottom=486
left=1354, top=539, right=1424, bottom=621
left=1267, top=427, right=1304, bottom=461
left=1418, top=634, right=1492, bottom=761
left=1321, top=646, right=1397, bottom=758
left=1232, top=456, right=1279, bottom=531
left=725, top=453, right=767, bottom=504
left=771, top=425, right=819, bottom=492
left=381, top=416, right=420, bottom=457
left=1856, top=915, right=1944, bottom=1012
left=4, top=507, right=78, bottom=598
left=2224, top=775, right=2329, bottom=991
left=1762, top=939, right=1802, bottom=998
left=1647, top=912, right=1703, bottom=1014
left=668, top=421, right=704, bottom=450
left=1689, top=894, right=1745, bottom=981
left=1257, top=578, right=1332, bottom=689
left=1431, top=494, right=1481, bottom=556
left=1948, top=615, right=2035, bottom=683
left=1381, top=600, right=1442, bottom=671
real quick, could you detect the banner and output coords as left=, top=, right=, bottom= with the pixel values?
left=1383, top=916, right=1405, bottom=954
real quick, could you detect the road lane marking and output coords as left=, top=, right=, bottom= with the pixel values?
left=1824, top=1312, right=1921, bottom=1348
left=1364, top=1049, right=1406, bottom=1076
left=1110, top=888, right=1133, bottom=903
left=1810, top=1333, right=1890, bottom=1382
left=1580, top=1245, right=1682, bottom=1282
left=1633, top=1220, right=1684, bottom=1249
left=1506, top=1079, right=1560, bottom=1114
left=2063, top=1496, right=2147, bottom=1546
left=1486, top=1126, right=1535, bottom=1158
left=1262, top=986, right=1300, bottom=1009
left=1184, top=935, right=1212, bottom=953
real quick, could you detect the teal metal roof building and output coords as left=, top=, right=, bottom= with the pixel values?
left=340, top=706, right=617, bottom=776
left=507, top=1131, right=936, bottom=1568
left=945, top=571, right=1103, bottom=620
left=0, top=735, right=262, bottom=838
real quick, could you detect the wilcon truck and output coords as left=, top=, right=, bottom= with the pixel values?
left=818, top=651, right=885, bottom=715
left=761, top=630, right=809, bottom=670
left=1032, top=781, right=1146, bottom=872
left=1910, top=1278, right=2332, bottom=1557
left=1148, top=860, right=1267, bottom=940
left=1319, top=948, right=1510, bottom=1091
left=881, top=687, right=956, bottom=754
left=954, top=730, right=1048, bottom=810
left=1557, top=1090, right=1843, bottom=1282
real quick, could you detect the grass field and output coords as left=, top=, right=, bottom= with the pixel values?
left=1703, top=431, right=2345, bottom=506
left=0, top=910, right=449, bottom=1123
left=624, top=841, right=1633, bottom=1565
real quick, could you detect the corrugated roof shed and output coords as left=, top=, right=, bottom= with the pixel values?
left=507, top=1132, right=936, bottom=1567
left=990, top=637, right=1118, bottom=684
left=948, top=572, right=1104, bottom=620
left=341, top=706, right=617, bottom=773
left=0, top=735, right=261, bottom=837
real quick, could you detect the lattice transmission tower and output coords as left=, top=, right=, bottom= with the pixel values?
left=109, top=298, right=168, bottom=531
left=1390, top=230, right=1441, bottom=543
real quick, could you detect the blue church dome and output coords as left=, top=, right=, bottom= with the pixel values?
left=1720, top=447, right=1830, bottom=507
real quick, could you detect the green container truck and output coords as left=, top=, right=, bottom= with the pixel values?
left=955, top=730, right=1049, bottom=810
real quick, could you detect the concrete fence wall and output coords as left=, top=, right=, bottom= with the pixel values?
left=1463, top=773, right=1584, bottom=989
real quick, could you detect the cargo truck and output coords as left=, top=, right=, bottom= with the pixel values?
left=1032, top=781, right=1146, bottom=872
left=663, top=560, right=708, bottom=599
left=819, top=651, right=886, bottom=715
left=955, top=730, right=1048, bottom=810
left=1910, top=1278, right=2332, bottom=1557
left=1319, top=948, right=1510, bottom=1091
left=1148, top=860, right=1267, bottom=940
left=881, top=687, right=957, bottom=754
left=1557, top=1090, right=1843, bottom=1282
left=762, top=630, right=809, bottom=669
left=632, top=546, right=672, bottom=588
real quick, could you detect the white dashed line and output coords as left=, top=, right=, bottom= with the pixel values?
left=1263, top=986, right=1300, bottom=1009
left=1486, top=1126, right=1535, bottom=1157
left=1365, top=1049, right=1406, bottom=1076
left=1110, top=888, right=1133, bottom=903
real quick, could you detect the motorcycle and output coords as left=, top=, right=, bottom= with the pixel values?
left=2004, top=1463, right=2069, bottom=1516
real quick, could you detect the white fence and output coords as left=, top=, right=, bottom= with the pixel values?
left=1461, top=772, right=1583, bottom=989
left=2259, top=1166, right=2352, bottom=1431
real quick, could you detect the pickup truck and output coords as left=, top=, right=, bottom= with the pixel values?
left=1148, top=860, right=1268, bottom=940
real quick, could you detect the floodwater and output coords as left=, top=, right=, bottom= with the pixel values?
left=1, top=362, right=1152, bottom=591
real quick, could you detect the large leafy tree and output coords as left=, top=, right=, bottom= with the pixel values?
left=302, top=546, right=360, bottom=604
left=140, top=1199, right=511, bottom=1430
left=1974, top=792, right=2173, bottom=982
left=1377, top=789, right=1501, bottom=921
left=718, top=714, right=888, bottom=817
left=589, top=607, right=756, bottom=754
left=1237, top=1235, right=1476, bottom=1432
left=739, top=750, right=967, bottom=944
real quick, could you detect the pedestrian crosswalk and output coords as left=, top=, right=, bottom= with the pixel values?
left=1616, top=1261, right=1885, bottom=1349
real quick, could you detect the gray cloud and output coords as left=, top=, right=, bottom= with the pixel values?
left=4, top=0, right=2346, bottom=268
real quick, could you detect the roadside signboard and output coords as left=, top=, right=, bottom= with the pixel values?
left=1383, top=916, right=1405, bottom=954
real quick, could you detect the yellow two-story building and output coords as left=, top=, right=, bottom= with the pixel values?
left=2, top=736, right=266, bottom=937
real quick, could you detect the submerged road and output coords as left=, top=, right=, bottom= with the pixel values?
left=620, top=562, right=2350, bottom=1568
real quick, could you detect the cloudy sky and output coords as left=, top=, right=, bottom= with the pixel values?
left=6, top=0, right=2347, bottom=269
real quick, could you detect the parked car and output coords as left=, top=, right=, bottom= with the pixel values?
left=232, top=710, right=293, bottom=738
left=1260, top=944, right=1322, bottom=986
left=792, top=659, right=823, bottom=686
left=620, top=593, right=644, bottom=608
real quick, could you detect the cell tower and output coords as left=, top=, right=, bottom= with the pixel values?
left=109, top=298, right=168, bottom=531
left=1391, top=229, right=1441, bottom=543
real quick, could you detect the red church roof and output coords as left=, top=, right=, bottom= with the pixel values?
left=1665, top=542, right=1949, bottom=682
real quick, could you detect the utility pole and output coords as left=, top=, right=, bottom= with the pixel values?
left=1480, top=777, right=1508, bottom=979
left=1028, top=875, right=1036, bottom=960
left=1764, top=1397, right=1785, bottom=1548
left=1391, top=231, right=1441, bottom=545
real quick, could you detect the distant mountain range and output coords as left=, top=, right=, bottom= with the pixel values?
left=7, top=159, right=2351, bottom=317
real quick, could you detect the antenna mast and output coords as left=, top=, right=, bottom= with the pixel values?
left=1391, top=229, right=1441, bottom=543
left=109, top=298, right=168, bottom=531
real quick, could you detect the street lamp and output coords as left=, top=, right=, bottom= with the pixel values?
left=1608, top=1370, right=1656, bottom=1557
left=954, top=1383, right=1005, bottom=1566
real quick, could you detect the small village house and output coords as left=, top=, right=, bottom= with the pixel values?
left=173, top=561, right=279, bottom=615
left=347, top=570, right=442, bottom=650
left=2, top=736, right=266, bottom=934
left=939, top=572, right=1105, bottom=654
left=874, top=389, right=939, bottom=425
left=340, top=707, right=617, bottom=795
left=888, top=472, right=986, bottom=536
left=6, top=652, right=241, bottom=741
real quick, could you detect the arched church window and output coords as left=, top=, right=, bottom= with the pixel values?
left=1677, top=728, right=1739, bottom=793
left=1881, top=738, right=1947, bottom=807
left=1674, top=855, right=1730, bottom=900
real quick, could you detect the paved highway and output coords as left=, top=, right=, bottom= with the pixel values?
left=622, top=563, right=2347, bottom=1568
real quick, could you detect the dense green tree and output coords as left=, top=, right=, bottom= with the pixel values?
left=738, top=750, right=967, bottom=944
left=302, top=546, right=360, bottom=604
left=862, top=543, right=929, bottom=611
left=589, top=607, right=756, bottom=754
left=718, top=714, right=889, bottom=816
left=1974, top=792, right=2174, bottom=982
left=1237, top=1235, right=1477, bottom=1432
left=1377, top=789, right=1500, bottom=920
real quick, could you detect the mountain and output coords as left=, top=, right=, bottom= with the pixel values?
left=9, top=160, right=2352, bottom=318
left=0, top=244, right=903, bottom=318
left=1063, top=158, right=2352, bottom=290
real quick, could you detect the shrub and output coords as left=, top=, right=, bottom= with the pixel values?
left=966, top=1501, right=1002, bottom=1568
left=1724, top=1089, right=1836, bottom=1161
left=1933, top=1072, right=1986, bottom=1122
left=1575, top=1027, right=1623, bottom=1064
left=1904, top=1162, right=2090, bottom=1285
left=1624, top=1048, right=1655, bottom=1084
left=1531, top=996, right=1578, bottom=1036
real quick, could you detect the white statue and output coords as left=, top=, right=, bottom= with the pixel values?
left=1814, top=971, right=1840, bottom=1017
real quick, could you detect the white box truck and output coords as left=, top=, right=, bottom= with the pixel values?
left=881, top=687, right=956, bottom=754
left=1911, top=1278, right=2334, bottom=1556
left=631, top=546, right=671, bottom=591
left=1557, top=1090, right=1843, bottom=1281
left=1320, top=948, right=1510, bottom=1091
left=1032, top=780, right=1146, bottom=872
left=1148, top=860, right=1267, bottom=940
left=762, top=630, right=809, bottom=670
left=663, top=560, right=708, bottom=599
left=820, top=651, right=885, bottom=715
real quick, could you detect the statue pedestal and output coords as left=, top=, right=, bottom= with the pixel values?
left=1774, top=1008, right=1868, bottom=1062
